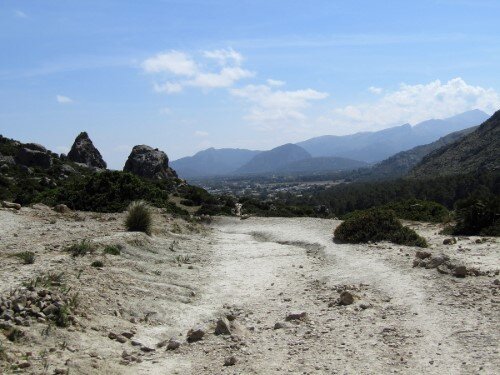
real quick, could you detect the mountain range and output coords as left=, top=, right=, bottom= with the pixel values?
left=347, top=126, right=479, bottom=181
left=411, top=110, right=499, bottom=178
left=296, top=109, right=489, bottom=162
left=172, top=109, right=490, bottom=179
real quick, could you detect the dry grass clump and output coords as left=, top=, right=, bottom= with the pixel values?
left=125, top=200, right=152, bottom=235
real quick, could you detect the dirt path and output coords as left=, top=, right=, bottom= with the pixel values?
left=177, top=217, right=499, bottom=374
left=0, top=211, right=498, bottom=374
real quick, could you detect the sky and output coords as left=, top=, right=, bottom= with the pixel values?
left=1, top=0, right=500, bottom=169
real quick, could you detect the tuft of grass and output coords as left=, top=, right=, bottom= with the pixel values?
left=5, top=327, right=24, bottom=342
left=91, top=260, right=104, bottom=268
left=125, top=200, right=152, bottom=235
left=66, top=240, right=95, bottom=257
left=23, top=272, right=65, bottom=289
left=15, top=251, right=35, bottom=265
left=0, top=341, right=8, bottom=362
left=54, top=305, right=70, bottom=328
left=334, top=209, right=427, bottom=247
left=103, top=245, right=121, bottom=256
left=175, top=254, right=191, bottom=265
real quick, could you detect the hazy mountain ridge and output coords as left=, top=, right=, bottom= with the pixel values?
left=171, top=110, right=489, bottom=178
left=411, top=110, right=500, bottom=177
left=171, top=148, right=261, bottom=178
left=297, top=109, right=489, bottom=162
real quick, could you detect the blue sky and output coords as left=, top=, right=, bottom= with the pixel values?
left=1, top=0, right=500, bottom=168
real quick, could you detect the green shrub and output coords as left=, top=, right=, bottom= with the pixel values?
left=125, top=200, right=152, bottom=235
left=453, top=193, right=499, bottom=236
left=103, top=245, right=121, bottom=256
left=334, top=209, right=427, bottom=247
left=15, top=251, right=35, bottom=265
left=66, top=240, right=95, bottom=257
left=54, top=305, right=70, bottom=328
left=91, top=260, right=104, bottom=268
left=342, top=199, right=449, bottom=223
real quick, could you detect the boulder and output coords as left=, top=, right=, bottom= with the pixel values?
left=452, top=265, right=468, bottom=278
left=223, top=356, right=237, bottom=366
left=186, top=326, right=205, bottom=343
left=123, top=145, right=177, bottom=180
left=15, top=146, right=52, bottom=168
left=214, top=317, right=231, bottom=335
left=166, top=338, right=181, bottom=350
left=339, top=291, right=355, bottom=306
left=67, top=132, right=107, bottom=169
left=285, top=311, right=307, bottom=321
left=53, top=204, right=71, bottom=214
left=2, top=201, right=21, bottom=210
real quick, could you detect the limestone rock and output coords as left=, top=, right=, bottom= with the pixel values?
left=123, top=145, right=177, bottom=179
left=166, top=338, right=181, bottom=350
left=2, top=201, right=21, bottom=210
left=285, top=311, right=307, bottom=321
left=53, top=204, right=71, bottom=214
left=186, top=326, right=205, bottom=343
left=67, top=132, right=107, bottom=169
left=224, top=356, right=237, bottom=366
left=215, top=317, right=231, bottom=335
left=15, top=144, right=53, bottom=168
left=339, top=291, right=355, bottom=306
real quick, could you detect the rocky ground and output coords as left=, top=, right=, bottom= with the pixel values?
left=0, top=206, right=499, bottom=374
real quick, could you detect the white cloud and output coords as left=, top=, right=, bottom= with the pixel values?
left=159, top=107, right=172, bottom=115
left=56, top=95, right=73, bottom=104
left=326, top=78, right=500, bottom=130
left=14, top=10, right=27, bottom=18
left=368, top=86, right=383, bottom=94
left=194, top=130, right=209, bottom=137
left=142, top=48, right=253, bottom=94
left=142, top=51, right=197, bottom=76
left=153, top=81, right=183, bottom=94
left=267, top=79, right=286, bottom=87
left=186, top=67, right=254, bottom=89
left=203, top=48, right=243, bottom=66
left=231, top=84, right=328, bottom=122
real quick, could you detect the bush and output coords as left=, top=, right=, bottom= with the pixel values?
left=15, top=251, right=35, bottom=265
left=453, top=193, right=499, bottom=236
left=91, top=260, right=104, bottom=268
left=103, top=245, right=121, bottom=256
left=341, top=199, right=449, bottom=223
left=125, top=200, right=152, bottom=235
left=66, top=240, right=95, bottom=257
left=334, top=209, right=427, bottom=247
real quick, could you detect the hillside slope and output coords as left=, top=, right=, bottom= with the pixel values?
left=411, top=110, right=500, bottom=177
left=276, top=156, right=368, bottom=174
left=349, top=126, right=478, bottom=180
left=236, top=144, right=311, bottom=174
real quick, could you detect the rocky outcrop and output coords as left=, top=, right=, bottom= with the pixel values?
left=67, top=132, right=107, bottom=169
left=123, top=145, right=177, bottom=179
left=15, top=143, right=53, bottom=168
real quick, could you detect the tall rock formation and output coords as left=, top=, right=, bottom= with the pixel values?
left=123, top=145, right=177, bottom=179
left=67, top=132, right=107, bottom=169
